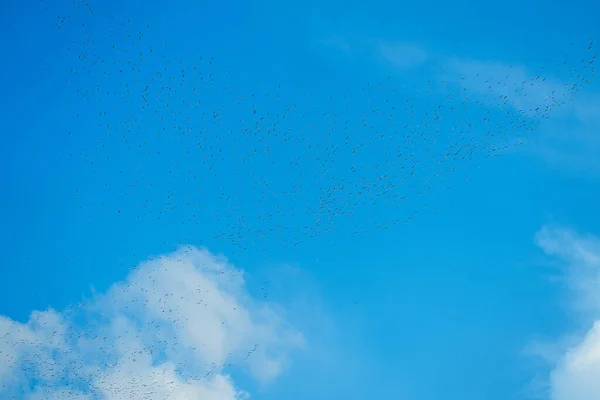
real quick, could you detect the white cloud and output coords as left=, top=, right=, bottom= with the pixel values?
left=0, top=246, right=304, bottom=399
left=536, top=226, right=600, bottom=316
left=534, top=225, right=600, bottom=400
left=550, top=322, right=600, bottom=400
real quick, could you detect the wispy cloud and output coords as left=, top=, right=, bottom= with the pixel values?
left=440, top=58, right=575, bottom=117
left=536, top=226, right=600, bottom=316
left=319, top=32, right=599, bottom=173
left=531, top=225, right=600, bottom=400
left=377, top=41, right=428, bottom=70
left=440, top=56, right=600, bottom=174
left=529, top=93, right=600, bottom=175
left=0, top=247, right=304, bottom=399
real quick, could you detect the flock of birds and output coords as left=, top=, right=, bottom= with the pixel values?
left=1, top=0, right=597, bottom=398
left=40, top=0, right=596, bottom=257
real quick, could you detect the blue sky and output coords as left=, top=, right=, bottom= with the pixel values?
left=1, top=0, right=600, bottom=399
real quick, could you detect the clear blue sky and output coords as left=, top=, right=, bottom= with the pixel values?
left=1, top=0, right=599, bottom=399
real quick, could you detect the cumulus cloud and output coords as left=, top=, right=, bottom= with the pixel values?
left=0, top=246, right=304, bottom=399
left=534, top=225, right=600, bottom=400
